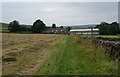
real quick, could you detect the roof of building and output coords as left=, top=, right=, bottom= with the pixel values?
left=70, top=28, right=99, bottom=32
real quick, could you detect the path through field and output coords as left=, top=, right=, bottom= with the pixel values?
left=36, top=35, right=118, bottom=75
left=2, top=34, right=118, bottom=75
left=2, top=33, right=64, bottom=75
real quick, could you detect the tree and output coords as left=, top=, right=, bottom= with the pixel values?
left=8, top=20, right=20, bottom=32
left=20, top=26, right=31, bottom=31
left=31, top=19, right=46, bottom=33
left=67, top=26, right=71, bottom=31
left=52, top=23, right=56, bottom=28
left=98, top=22, right=109, bottom=35
left=109, top=22, right=119, bottom=35
left=95, top=25, right=100, bottom=28
left=59, top=26, right=63, bottom=28
left=96, top=22, right=119, bottom=35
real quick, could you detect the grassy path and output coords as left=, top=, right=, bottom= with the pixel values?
left=36, top=35, right=118, bottom=75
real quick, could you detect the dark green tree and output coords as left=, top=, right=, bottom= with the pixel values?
left=96, top=22, right=119, bottom=35
left=67, top=26, right=71, bottom=31
left=8, top=20, right=20, bottom=32
left=59, top=26, right=63, bottom=28
left=31, top=19, right=46, bottom=33
left=109, top=22, right=119, bottom=35
left=52, top=23, right=56, bottom=28
left=95, top=25, right=100, bottom=28
left=98, top=22, right=109, bottom=35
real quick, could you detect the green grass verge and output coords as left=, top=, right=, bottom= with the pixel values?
left=36, top=35, right=118, bottom=75
left=80, top=35, right=120, bottom=38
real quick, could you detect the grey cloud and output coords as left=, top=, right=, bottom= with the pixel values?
left=2, top=2, right=118, bottom=26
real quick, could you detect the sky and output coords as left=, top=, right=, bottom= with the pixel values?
left=1, top=0, right=120, bottom=2
left=1, top=2, right=118, bottom=26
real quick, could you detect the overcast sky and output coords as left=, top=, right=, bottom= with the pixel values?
left=2, top=2, right=118, bottom=26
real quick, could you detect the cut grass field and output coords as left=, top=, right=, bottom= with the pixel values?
left=2, top=33, right=64, bottom=75
left=36, top=35, right=118, bottom=75
left=80, top=35, right=120, bottom=38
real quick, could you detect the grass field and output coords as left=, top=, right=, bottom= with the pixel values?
left=2, top=33, right=118, bottom=75
left=0, top=23, right=9, bottom=33
left=0, top=23, right=32, bottom=33
left=80, top=35, right=120, bottom=38
left=36, top=35, right=118, bottom=75
left=2, top=33, right=64, bottom=75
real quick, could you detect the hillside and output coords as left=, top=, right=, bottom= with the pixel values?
left=0, top=23, right=9, bottom=33
left=0, top=22, right=32, bottom=33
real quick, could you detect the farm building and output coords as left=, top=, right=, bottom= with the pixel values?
left=42, top=28, right=68, bottom=34
left=69, top=28, right=99, bottom=35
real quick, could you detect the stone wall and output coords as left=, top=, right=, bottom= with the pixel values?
left=92, top=39, right=120, bottom=61
left=95, top=37, right=120, bottom=42
left=79, top=36, right=120, bottom=61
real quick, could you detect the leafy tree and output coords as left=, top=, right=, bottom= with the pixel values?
left=67, top=26, right=71, bottom=31
left=31, top=19, right=46, bottom=33
left=109, top=22, right=119, bottom=35
left=20, top=26, right=31, bottom=31
left=95, top=25, right=100, bottom=28
left=8, top=20, right=20, bottom=32
left=59, top=26, right=63, bottom=28
left=96, top=22, right=119, bottom=35
left=98, top=22, right=109, bottom=35
left=52, top=23, right=56, bottom=28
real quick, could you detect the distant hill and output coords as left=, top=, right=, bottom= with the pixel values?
left=64, top=24, right=98, bottom=28
left=0, top=22, right=32, bottom=27
left=0, top=23, right=9, bottom=27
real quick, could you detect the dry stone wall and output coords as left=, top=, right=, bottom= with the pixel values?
left=92, top=39, right=120, bottom=61
left=95, top=37, right=120, bottom=42
left=79, top=36, right=120, bottom=61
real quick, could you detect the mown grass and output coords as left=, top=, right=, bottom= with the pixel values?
left=80, top=35, right=120, bottom=38
left=36, top=35, right=118, bottom=75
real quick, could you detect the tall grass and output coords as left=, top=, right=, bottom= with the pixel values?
left=36, top=35, right=118, bottom=75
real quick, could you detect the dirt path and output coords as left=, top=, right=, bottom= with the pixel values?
left=2, top=33, right=64, bottom=75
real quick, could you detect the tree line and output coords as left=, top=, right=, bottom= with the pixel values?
left=8, top=19, right=71, bottom=33
left=95, top=22, right=120, bottom=35
left=8, top=19, right=119, bottom=35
